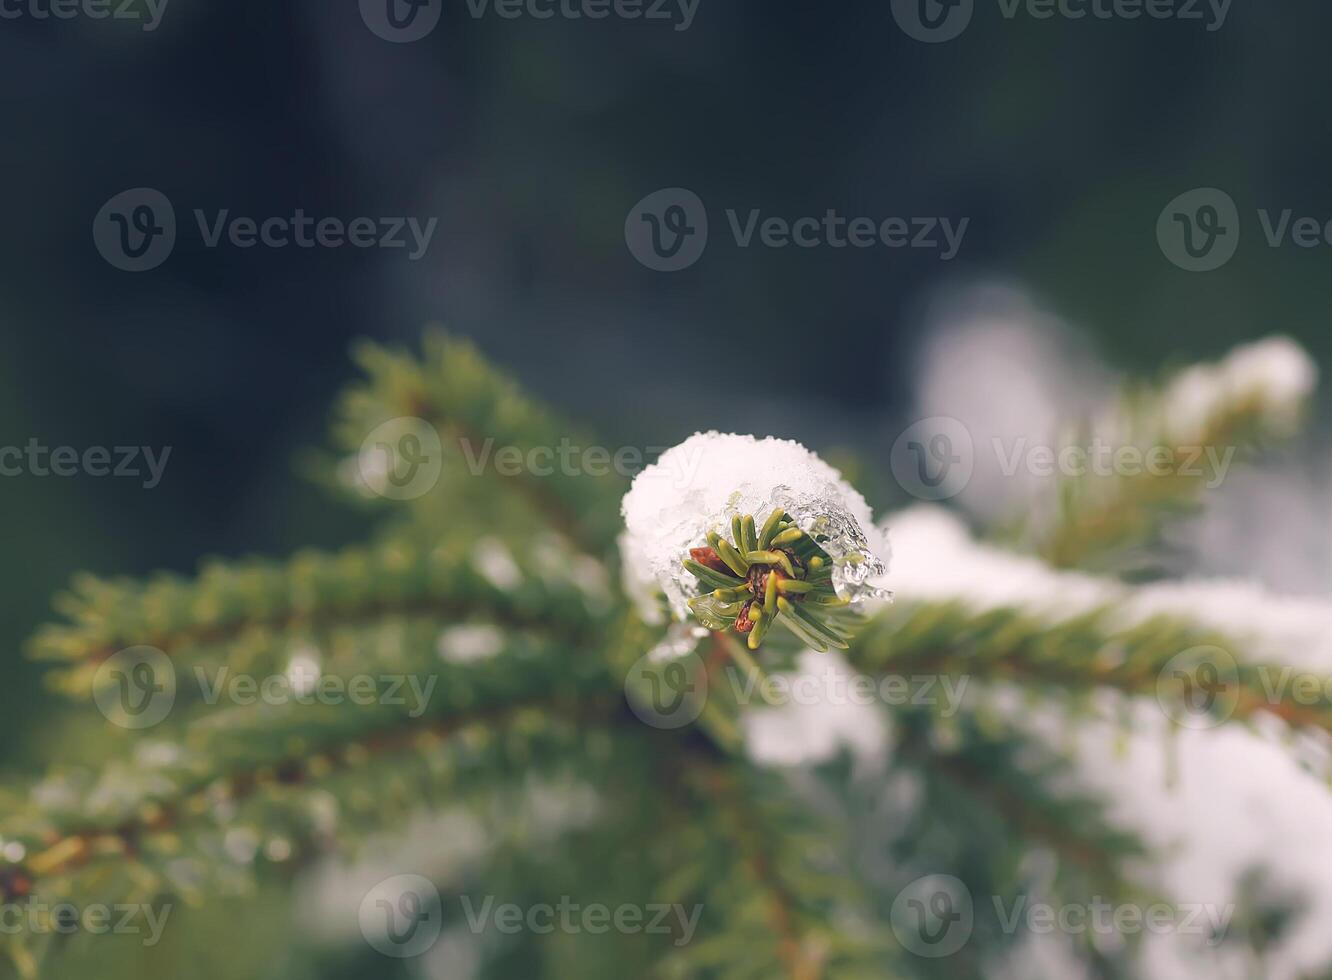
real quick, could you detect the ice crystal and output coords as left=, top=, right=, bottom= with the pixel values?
left=621, top=432, right=891, bottom=624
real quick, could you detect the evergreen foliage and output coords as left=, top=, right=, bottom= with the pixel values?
left=1, top=331, right=1327, bottom=979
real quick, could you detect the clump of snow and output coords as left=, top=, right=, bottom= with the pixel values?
left=1174, top=461, right=1332, bottom=594
left=906, top=294, right=1316, bottom=539
left=620, top=432, right=891, bottom=622
left=644, top=622, right=708, bottom=664
left=888, top=504, right=1332, bottom=980
left=1012, top=694, right=1332, bottom=980
left=1162, top=335, right=1317, bottom=442
left=887, top=506, right=1118, bottom=620
left=471, top=538, right=522, bottom=591
left=437, top=624, right=505, bottom=664
left=617, top=530, right=667, bottom=625
left=910, top=284, right=1114, bottom=523
left=284, top=645, right=323, bottom=697
left=889, top=505, right=1332, bottom=674
left=741, top=651, right=888, bottom=767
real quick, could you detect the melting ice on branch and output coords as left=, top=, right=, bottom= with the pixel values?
left=620, top=432, right=891, bottom=644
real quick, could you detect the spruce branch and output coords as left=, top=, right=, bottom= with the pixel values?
left=8, top=682, right=614, bottom=864
left=893, top=709, right=1148, bottom=900
left=683, top=509, right=865, bottom=653
left=332, top=331, right=627, bottom=555
left=620, top=432, right=891, bottom=657
left=654, top=745, right=888, bottom=980
left=5, top=331, right=1327, bottom=979
left=1, top=693, right=620, bottom=906
left=1036, top=394, right=1290, bottom=572
left=32, top=533, right=608, bottom=702
left=790, top=713, right=1154, bottom=978
left=9, top=597, right=631, bottom=902
left=1025, top=337, right=1315, bottom=572
left=850, top=599, right=1332, bottom=737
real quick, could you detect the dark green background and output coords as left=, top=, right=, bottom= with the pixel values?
left=1, top=0, right=1328, bottom=753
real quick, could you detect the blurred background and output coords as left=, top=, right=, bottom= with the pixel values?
left=3, top=1, right=1332, bottom=976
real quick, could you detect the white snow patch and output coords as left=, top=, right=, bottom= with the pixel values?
left=888, top=505, right=1332, bottom=980
left=437, top=624, right=506, bottom=664
left=471, top=537, right=522, bottom=591
left=1162, top=336, right=1317, bottom=443
left=742, top=651, right=889, bottom=767
left=620, top=432, right=890, bottom=622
